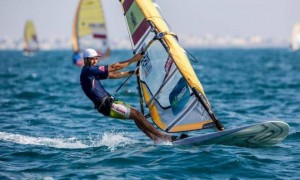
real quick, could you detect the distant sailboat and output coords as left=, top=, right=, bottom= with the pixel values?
left=291, top=23, right=300, bottom=51
left=72, top=0, right=110, bottom=66
left=23, top=20, right=39, bottom=56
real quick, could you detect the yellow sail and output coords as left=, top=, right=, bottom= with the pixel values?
left=120, top=0, right=224, bottom=132
left=72, top=0, right=110, bottom=57
left=23, top=20, right=38, bottom=53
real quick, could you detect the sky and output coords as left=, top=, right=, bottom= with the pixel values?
left=0, top=0, right=300, bottom=41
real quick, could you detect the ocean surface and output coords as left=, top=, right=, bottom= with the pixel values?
left=0, top=49, right=299, bottom=179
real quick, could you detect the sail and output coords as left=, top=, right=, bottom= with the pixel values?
left=72, top=0, right=110, bottom=57
left=120, top=0, right=224, bottom=133
left=291, top=23, right=300, bottom=51
left=23, top=20, right=39, bottom=52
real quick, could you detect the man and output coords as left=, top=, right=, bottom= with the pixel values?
left=72, top=50, right=84, bottom=66
left=80, top=48, right=186, bottom=142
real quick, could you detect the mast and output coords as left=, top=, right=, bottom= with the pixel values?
left=119, top=0, right=225, bottom=132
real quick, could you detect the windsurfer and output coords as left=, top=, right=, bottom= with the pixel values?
left=72, top=50, right=84, bottom=66
left=80, top=48, right=185, bottom=142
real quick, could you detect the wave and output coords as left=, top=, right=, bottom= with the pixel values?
left=287, top=131, right=300, bottom=140
left=0, top=131, right=138, bottom=150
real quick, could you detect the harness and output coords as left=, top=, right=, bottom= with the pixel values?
left=94, top=96, right=114, bottom=116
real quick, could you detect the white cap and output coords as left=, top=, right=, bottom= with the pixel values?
left=83, top=48, right=101, bottom=58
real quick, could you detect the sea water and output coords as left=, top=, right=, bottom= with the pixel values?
left=0, top=49, right=299, bottom=179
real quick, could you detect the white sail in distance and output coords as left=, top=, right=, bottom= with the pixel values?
left=291, top=23, right=300, bottom=51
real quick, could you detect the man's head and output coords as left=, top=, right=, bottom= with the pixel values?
left=83, top=48, right=102, bottom=66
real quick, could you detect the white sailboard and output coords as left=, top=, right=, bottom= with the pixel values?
left=119, top=0, right=289, bottom=147
left=173, top=121, right=289, bottom=147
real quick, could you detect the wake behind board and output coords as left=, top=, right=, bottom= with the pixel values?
left=173, top=121, right=289, bottom=147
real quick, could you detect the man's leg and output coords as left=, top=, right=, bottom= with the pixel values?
left=129, top=108, right=173, bottom=142
left=132, top=117, right=159, bottom=142
left=109, top=101, right=173, bottom=142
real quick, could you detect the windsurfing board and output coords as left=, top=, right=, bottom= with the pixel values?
left=173, top=121, right=289, bottom=147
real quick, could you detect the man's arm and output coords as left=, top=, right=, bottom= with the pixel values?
left=108, top=54, right=143, bottom=72
left=108, top=70, right=135, bottom=79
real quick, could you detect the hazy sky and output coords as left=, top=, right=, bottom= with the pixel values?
left=0, top=0, right=300, bottom=40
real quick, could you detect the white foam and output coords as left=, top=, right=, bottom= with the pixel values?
left=99, top=131, right=139, bottom=151
left=0, top=132, right=88, bottom=149
left=0, top=131, right=138, bottom=150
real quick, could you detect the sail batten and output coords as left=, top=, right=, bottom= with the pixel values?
left=120, top=0, right=224, bottom=132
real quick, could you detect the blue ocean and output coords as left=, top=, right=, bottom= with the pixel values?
left=0, top=49, right=299, bottom=179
